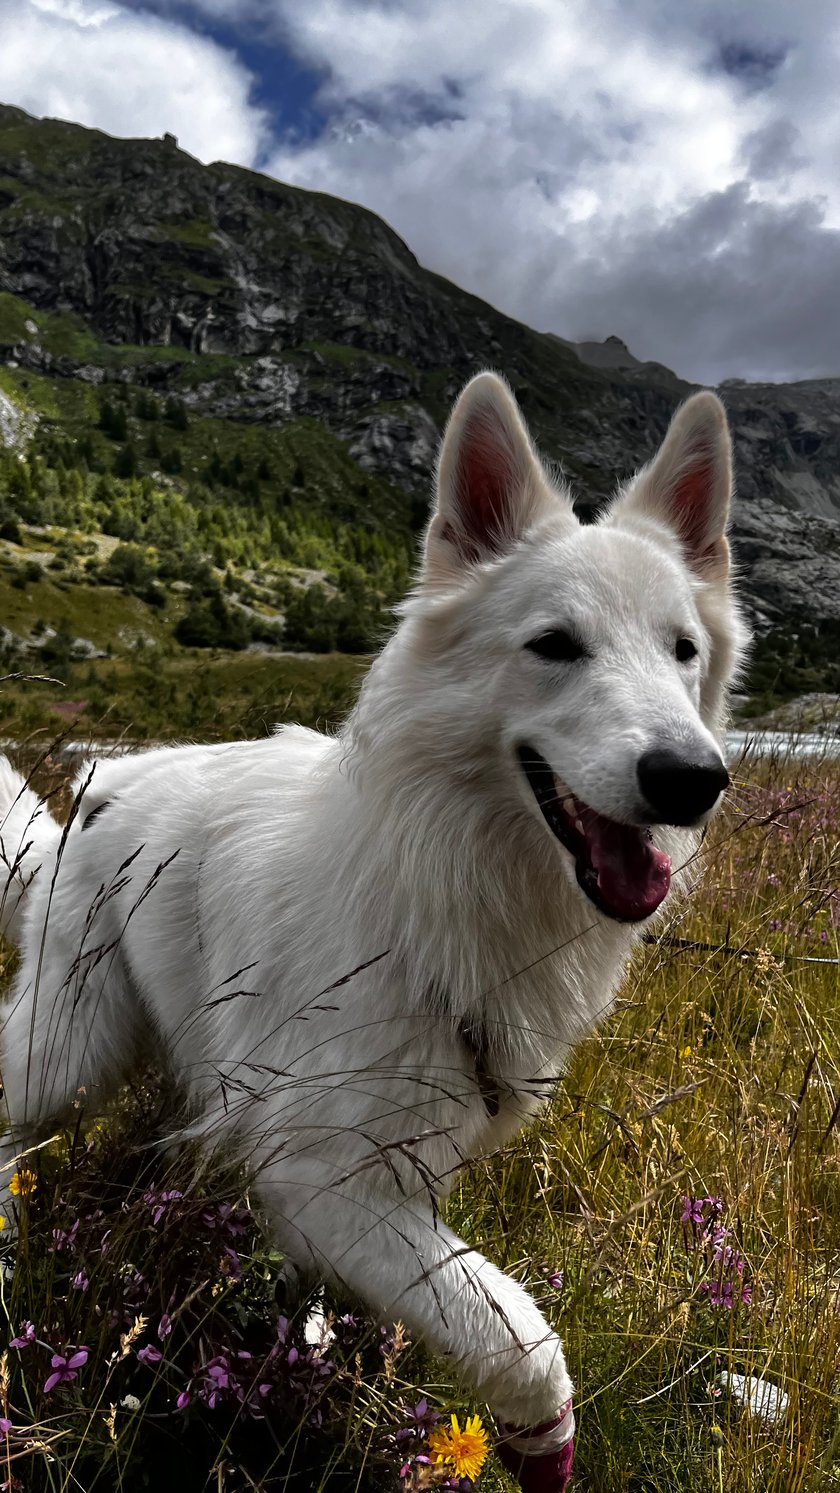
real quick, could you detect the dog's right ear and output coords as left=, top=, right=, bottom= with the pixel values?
left=607, top=391, right=733, bottom=581
left=422, top=372, right=569, bottom=587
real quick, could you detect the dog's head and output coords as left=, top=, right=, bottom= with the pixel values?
left=401, top=372, right=748, bottom=926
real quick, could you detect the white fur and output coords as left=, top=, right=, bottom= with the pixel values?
left=0, top=375, right=746, bottom=1427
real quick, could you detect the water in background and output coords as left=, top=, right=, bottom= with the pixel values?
left=727, top=728, right=840, bottom=760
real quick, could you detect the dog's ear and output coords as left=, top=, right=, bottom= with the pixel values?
left=423, top=372, right=569, bottom=585
left=608, top=391, right=733, bottom=580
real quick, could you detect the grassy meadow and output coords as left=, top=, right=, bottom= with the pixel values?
left=0, top=692, right=838, bottom=1490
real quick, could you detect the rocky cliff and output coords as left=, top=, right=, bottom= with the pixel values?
left=2, top=101, right=840, bottom=633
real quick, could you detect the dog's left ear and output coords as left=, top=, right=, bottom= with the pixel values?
left=423, top=371, right=571, bottom=586
left=608, top=391, right=733, bottom=580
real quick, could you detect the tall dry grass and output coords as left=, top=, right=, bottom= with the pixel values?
left=0, top=744, right=838, bottom=1490
left=451, top=747, right=840, bottom=1490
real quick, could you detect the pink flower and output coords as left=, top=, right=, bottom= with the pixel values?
left=9, top=1321, right=35, bottom=1349
left=44, top=1347, right=89, bottom=1393
left=143, top=1188, right=183, bottom=1226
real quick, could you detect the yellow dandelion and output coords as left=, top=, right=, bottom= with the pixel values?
left=0, top=1216, right=5, bottom=1231
left=427, top=1413, right=489, bottom=1482
left=9, top=1167, right=37, bottom=1198
left=679, top=1044, right=692, bottom=1059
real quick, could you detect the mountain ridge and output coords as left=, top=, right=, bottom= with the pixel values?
left=1, top=102, right=840, bottom=705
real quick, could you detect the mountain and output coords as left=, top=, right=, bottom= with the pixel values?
left=1, top=101, right=839, bottom=719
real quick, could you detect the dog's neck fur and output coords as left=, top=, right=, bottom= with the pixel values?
left=314, top=624, right=677, bottom=1086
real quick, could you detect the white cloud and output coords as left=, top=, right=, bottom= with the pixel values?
left=28, top=0, right=121, bottom=25
left=255, top=0, right=840, bottom=380
left=0, top=0, right=269, bottom=166
left=2, top=0, right=840, bottom=379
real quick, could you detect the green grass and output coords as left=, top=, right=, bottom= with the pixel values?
left=0, top=649, right=366, bottom=742
left=0, top=567, right=176, bottom=650
left=0, top=364, right=101, bottom=422
left=0, top=291, right=102, bottom=361
left=157, top=219, right=217, bottom=250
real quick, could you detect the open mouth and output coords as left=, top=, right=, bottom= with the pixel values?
left=518, top=746, right=672, bottom=923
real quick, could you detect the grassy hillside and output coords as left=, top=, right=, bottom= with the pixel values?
left=0, top=356, right=410, bottom=735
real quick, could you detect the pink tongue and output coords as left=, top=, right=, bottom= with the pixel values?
left=583, top=810, right=671, bottom=921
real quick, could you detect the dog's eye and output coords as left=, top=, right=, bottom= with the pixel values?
left=675, top=637, right=698, bottom=663
left=526, top=630, right=586, bottom=663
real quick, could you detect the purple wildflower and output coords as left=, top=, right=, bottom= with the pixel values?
left=143, top=1188, right=184, bottom=1226
left=71, top=1270, right=89, bottom=1292
left=158, top=1314, right=173, bottom=1340
left=9, top=1321, right=35, bottom=1349
left=44, top=1347, right=89, bottom=1393
left=176, top=1390, right=190, bottom=1410
left=403, top=1398, right=439, bottom=1429
left=201, top=1201, right=251, bottom=1237
left=137, top=1345, right=163, bottom=1367
left=49, top=1220, right=79, bottom=1253
left=682, top=1193, right=753, bottom=1309
left=202, top=1355, right=231, bottom=1409
left=219, top=1246, right=242, bottom=1281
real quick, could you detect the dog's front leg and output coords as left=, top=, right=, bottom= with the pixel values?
left=258, top=1163, right=573, bottom=1434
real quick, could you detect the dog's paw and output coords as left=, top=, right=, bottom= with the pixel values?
left=496, top=1400, right=575, bottom=1491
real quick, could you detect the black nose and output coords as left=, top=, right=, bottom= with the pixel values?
left=637, top=748, right=729, bottom=825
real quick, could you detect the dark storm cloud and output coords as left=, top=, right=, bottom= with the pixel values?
left=557, top=187, right=840, bottom=384
left=740, top=119, right=806, bottom=182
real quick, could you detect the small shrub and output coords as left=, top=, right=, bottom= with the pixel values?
left=175, top=593, right=251, bottom=650
left=11, top=559, right=43, bottom=588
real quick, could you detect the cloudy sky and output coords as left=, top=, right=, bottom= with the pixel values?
left=1, top=0, right=839, bottom=383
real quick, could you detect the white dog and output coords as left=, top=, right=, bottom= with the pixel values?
left=0, top=374, right=745, bottom=1489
